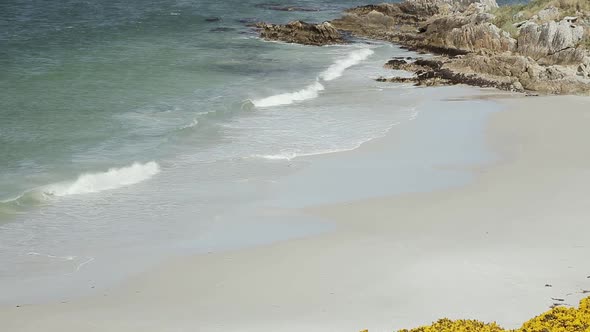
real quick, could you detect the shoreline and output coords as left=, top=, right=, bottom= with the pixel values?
left=4, top=90, right=589, bottom=331
left=0, top=84, right=495, bottom=305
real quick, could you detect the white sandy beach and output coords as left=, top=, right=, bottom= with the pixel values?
left=1, top=95, right=589, bottom=332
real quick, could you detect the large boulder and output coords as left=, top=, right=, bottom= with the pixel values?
left=445, top=22, right=516, bottom=52
left=517, top=19, right=586, bottom=64
left=398, top=0, right=454, bottom=16
left=578, top=56, right=590, bottom=78
left=257, top=21, right=344, bottom=46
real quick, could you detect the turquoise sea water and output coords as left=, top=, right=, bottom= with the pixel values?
left=1, top=0, right=384, bottom=207
left=0, top=0, right=516, bottom=302
left=0, top=0, right=528, bottom=212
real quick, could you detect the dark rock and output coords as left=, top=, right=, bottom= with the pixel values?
left=237, top=18, right=260, bottom=28
left=385, top=59, right=408, bottom=69
left=379, top=56, right=523, bottom=91
left=210, top=27, right=236, bottom=32
left=257, top=20, right=344, bottom=46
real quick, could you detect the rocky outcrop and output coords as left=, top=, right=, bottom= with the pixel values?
left=517, top=19, right=586, bottom=65
left=330, top=0, right=590, bottom=95
left=448, top=53, right=590, bottom=94
left=257, top=21, right=343, bottom=46
left=438, top=22, right=516, bottom=53
left=331, top=0, right=505, bottom=54
left=380, top=53, right=590, bottom=94
left=398, top=0, right=497, bottom=17
left=254, top=0, right=590, bottom=95
left=379, top=57, right=516, bottom=90
left=578, top=56, right=590, bottom=78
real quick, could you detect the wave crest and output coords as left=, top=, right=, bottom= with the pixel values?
left=42, top=161, right=160, bottom=197
left=0, top=162, right=160, bottom=217
left=252, top=81, right=325, bottom=108
left=252, top=48, right=374, bottom=108
left=319, top=48, right=374, bottom=81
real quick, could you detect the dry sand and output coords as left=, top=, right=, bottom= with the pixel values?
left=1, top=95, right=589, bottom=332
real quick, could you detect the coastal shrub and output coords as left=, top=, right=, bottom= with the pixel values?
left=519, top=296, right=590, bottom=332
left=392, top=296, right=590, bottom=332
left=397, top=319, right=505, bottom=332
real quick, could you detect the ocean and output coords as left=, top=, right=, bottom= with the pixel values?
left=1, top=0, right=518, bottom=302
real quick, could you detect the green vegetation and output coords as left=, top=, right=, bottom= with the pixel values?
left=492, top=0, right=590, bottom=38
left=582, top=31, right=590, bottom=49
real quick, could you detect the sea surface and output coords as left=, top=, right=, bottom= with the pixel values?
left=1, top=0, right=519, bottom=302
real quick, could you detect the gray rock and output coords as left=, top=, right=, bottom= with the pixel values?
left=446, top=22, right=516, bottom=52
left=537, top=6, right=560, bottom=22
left=518, top=19, right=585, bottom=64
left=514, top=11, right=526, bottom=20
left=399, top=0, right=498, bottom=16
left=578, top=56, right=590, bottom=78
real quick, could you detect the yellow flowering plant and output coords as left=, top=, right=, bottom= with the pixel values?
left=363, top=296, right=590, bottom=332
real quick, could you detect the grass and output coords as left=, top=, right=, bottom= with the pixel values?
left=582, top=28, right=590, bottom=49
left=492, top=0, right=590, bottom=38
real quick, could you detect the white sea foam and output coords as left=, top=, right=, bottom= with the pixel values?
left=42, top=161, right=160, bottom=197
left=319, top=48, right=374, bottom=81
left=252, top=152, right=300, bottom=161
left=252, top=81, right=325, bottom=108
left=252, top=146, right=365, bottom=161
left=252, top=48, right=374, bottom=108
left=251, top=107, right=418, bottom=161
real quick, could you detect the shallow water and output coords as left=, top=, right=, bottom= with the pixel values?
left=1, top=0, right=509, bottom=302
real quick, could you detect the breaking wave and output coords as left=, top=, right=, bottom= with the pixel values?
left=0, top=162, right=160, bottom=212
left=42, top=161, right=160, bottom=197
left=319, top=48, right=374, bottom=81
left=251, top=48, right=374, bottom=108
left=252, top=81, right=325, bottom=108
